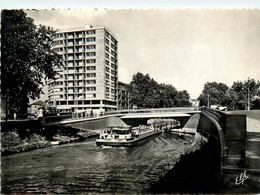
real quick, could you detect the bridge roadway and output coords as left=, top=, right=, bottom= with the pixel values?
left=44, top=111, right=199, bottom=126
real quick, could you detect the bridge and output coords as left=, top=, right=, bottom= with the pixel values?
left=38, top=107, right=246, bottom=170
left=2, top=107, right=248, bottom=172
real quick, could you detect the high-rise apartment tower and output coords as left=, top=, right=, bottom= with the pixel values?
left=48, top=25, right=118, bottom=114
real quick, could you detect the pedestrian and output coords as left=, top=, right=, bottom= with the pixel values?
left=14, top=113, right=17, bottom=120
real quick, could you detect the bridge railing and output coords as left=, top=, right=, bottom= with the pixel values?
left=104, top=107, right=197, bottom=116
left=202, top=107, right=226, bottom=135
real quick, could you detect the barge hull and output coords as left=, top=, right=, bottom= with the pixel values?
left=96, top=130, right=162, bottom=147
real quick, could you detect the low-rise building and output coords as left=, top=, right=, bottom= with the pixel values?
left=117, top=81, right=129, bottom=110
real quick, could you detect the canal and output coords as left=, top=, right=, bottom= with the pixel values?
left=2, top=132, right=201, bottom=194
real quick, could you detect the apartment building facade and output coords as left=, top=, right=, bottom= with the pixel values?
left=48, top=25, right=118, bottom=114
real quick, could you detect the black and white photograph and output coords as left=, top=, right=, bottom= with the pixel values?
left=1, top=6, right=260, bottom=194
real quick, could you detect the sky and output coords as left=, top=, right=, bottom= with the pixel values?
left=25, top=9, right=260, bottom=99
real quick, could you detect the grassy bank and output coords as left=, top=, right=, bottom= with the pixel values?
left=1, top=125, right=98, bottom=156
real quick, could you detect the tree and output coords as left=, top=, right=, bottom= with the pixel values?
left=229, top=78, right=260, bottom=110
left=1, top=10, right=62, bottom=116
left=158, top=84, right=178, bottom=107
left=175, top=90, right=192, bottom=107
left=128, top=72, right=191, bottom=108
left=128, top=72, right=152, bottom=108
left=198, top=82, right=230, bottom=107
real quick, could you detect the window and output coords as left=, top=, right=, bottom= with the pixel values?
left=86, top=45, right=96, bottom=49
left=105, top=60, right=109, bottom=65
left=105, top=31, right=110, bottom=38
left=75, top=32, right=82, bottom=37
left=111, top=50, right=115, bottom=56
left=106, top=67, right=110, bottom=72
left=86, top=73, right=96, bottom=77
left=92, top=100, right=100, bottom=104
left=106, top=87, right=110, bottom=93
left=86, top=80, right=96, bottom=84
left=105, top=38, right=109, bottom=45
left=87, top=87, right=96, bottom=91
left=86, top=37, right=96, bottom=42
left=86, top=52, right=96, bottom=56
left=106, top=73, right=109, bottom=79
left=87, top=59, right=96, bottom=63
left=105, top=46, right=110, bottom=52
left=106, top=53, right=109, bottom=59
left=87, top=66, right=96, bottom=70
left=111, top=36, right=115, bottom=43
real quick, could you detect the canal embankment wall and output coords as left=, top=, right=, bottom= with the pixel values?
left=1, top=117, right=109, bottom=155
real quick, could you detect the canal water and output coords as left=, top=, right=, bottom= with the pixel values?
left=2, top=132, right=201, bottom=194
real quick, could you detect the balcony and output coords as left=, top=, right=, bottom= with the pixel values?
left=66, top=42, right=74, bottom=46
left=75, top=34, right=83, bottom=38
left=66, top=63, right=74, bottom=67
left=67, top=57, right=74, bottom=60
left=66, top=49, right=74, bottom=54
left=74, top=41, right=85, bottom=46
left=75, top=56, right=85, bottom=60
left=75, top=49, right=84, bottom=53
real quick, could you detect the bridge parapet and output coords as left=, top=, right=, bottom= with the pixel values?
left=202, top=107, right=247, bottom=167
left=202, top=107, right=226, bottom=134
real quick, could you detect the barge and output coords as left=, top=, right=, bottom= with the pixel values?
left=96, top=118, right=179, bottom=147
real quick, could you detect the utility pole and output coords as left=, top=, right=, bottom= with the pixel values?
left=127, top=91, right=130, bottom=112
left=5, top=89, right=9, bottom=122
left=207, top=93, right=210, bottom=108
left=247, top=87, right=250, bottom=110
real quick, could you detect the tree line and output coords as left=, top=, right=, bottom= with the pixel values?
left=198, top=78, right=260, bottom=110
left=1, top=10, right=62, bottom=117
left=127, top=72, right=191, bottom=108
